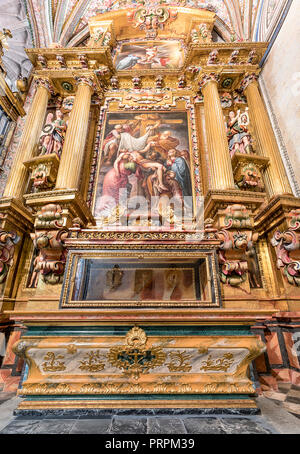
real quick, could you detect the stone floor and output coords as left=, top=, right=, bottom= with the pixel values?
left=0, top=395, right=300, bottom=434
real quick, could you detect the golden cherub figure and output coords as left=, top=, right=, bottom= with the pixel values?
left=0, top=28, right=12, bottom=51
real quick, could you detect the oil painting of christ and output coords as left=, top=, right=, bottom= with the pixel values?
left=93, top=111, right=194, bottom=220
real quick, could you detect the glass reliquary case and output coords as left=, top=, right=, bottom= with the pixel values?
left=60, top=250, right=221, bottom=308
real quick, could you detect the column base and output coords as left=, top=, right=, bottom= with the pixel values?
left=0, top=197, right=34, bottom=232
left=204, top=189, right=267, bottom=221
left=24, top=188, right=95, bottom=227
left=15, top=397, right=259, bottom=416
left=255, top=194, right=300, bottom=234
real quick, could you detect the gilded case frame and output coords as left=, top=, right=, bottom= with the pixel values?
left=60, top=249, right=221, bottom=308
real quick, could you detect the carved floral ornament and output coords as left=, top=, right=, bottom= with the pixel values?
left=271, top=209, right=300, bottom=286
left=198, top=72, right=220, bottom=90
left=29, top=204, right=69, bottom=287
left=214, top=205, right=258, bottom=287
left=34, top=77, right=55, bottom=96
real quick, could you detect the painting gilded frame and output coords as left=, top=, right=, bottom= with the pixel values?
left=60, top=249, right=221, bottom=308
left=91, top=106, right=198, bottom=223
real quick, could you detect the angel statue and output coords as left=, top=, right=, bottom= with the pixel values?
left=38, top=110, right=67, bottom=158
left=226, top=109, right=254, bottom=157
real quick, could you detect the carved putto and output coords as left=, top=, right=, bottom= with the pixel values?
left=178, top=74, right=186, bottom=88
left=229, top=50, right=239, bottom=64
left=236, top=162, right=264, bottom=192
left=110, top=76, right=119, bottom=90
left=37, top=55, right=48, bottom=68
left=155, top=75, right=164, bottom=89
left=78, top=54, right=88, bottom=69
left=132, top=76, right=142, bottom=89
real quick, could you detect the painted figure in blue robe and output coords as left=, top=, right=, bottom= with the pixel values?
left=167, top=149, right=192, bottom=198
left=116, top=54, right=141, bottom=70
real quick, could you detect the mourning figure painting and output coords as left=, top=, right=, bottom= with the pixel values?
left=94, top=111, right=193, bottom=219
left=115, top=41, right=184, bottom=70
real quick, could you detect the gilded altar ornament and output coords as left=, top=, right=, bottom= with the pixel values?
left=236, top=162, right=264, bottom=192
left=207, top=49, right=219, bottom=65
left=166, top=350, right=192, bottom=372
left=110, top=76, right=119, bottom=90
left=248, top=50, right=258, bottom=65
left=0, top=28, right=12, bottom=52
left=199, top=353, right=234, bottom=372
left=42, top=352, right=66, bottom=372
left=79, top=350, right=105, bottom=372
left=155, top=75, right=164, bottom=89
left=216, top=205, right=259, bottom=287
left=107, top=327, right=166, bottom=380
left=56, top=54, right=66, bottom=68
left=106, top=265, right=124, bottom=291
left=228, top=50, right=239, bottom=64
left=0, top=230, right=20, bottom=283
left=271, top=209, right=300, bottom=286
left=127, top=6, right=177, bottom=39
left=220, top=92, right=233, bottom=108
left=37, top=54, right=47, bottom=68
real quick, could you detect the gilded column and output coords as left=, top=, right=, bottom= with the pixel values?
left=200, top=73, right=235, bottom=190
left=3, top=79, right=52, bottom=198
left=55, top=77, right=94, bottom=190
left=241, top=73, right=292, bottom=196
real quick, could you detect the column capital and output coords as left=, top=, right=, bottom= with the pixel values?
left=74, top=76, right=95, bottom=93
left=34, top=77, right=54, bottom=96
left=198, top=72, right=220, bottom=91
left=240, top=72, right=260, bottom=92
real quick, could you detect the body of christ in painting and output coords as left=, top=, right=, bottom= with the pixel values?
left=94, top=112, right=193, bottom=220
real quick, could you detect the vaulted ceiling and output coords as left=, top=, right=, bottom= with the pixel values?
left=0, top=0, right=291, bottom=89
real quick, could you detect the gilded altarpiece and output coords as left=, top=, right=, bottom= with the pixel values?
left=0, top=7, right=299, bottom=412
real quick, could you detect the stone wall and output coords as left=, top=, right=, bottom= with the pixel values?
left=261, top=0, right=300, bottom=195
